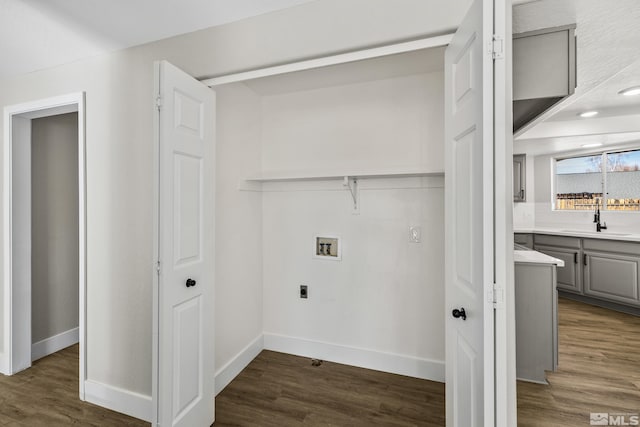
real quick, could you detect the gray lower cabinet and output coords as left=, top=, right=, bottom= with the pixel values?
left=534, top=234, right=582, bottom=294
left=534, top=245, right=580, bottom=293
left=582, top=239, right=640, bottom=307
left=515, top=262, right=558, bottom=383
left=514, top=232, right=533, bottom=249
left=530, top=234, right=640, bottom=308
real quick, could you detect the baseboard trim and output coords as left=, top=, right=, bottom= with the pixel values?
left=0, top=352, right=7, bottom=375
left=215, top=334, right=264, bottom=395
left=84, top=379, right=152, bottom=422
left=32, top=327, right=79, bottom=361
left=263, top=333, right=444, bottom=382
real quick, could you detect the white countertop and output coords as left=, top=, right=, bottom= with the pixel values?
left=514, top=227, right=640, bottom=243
left=514, top=250, right=565, bottom=266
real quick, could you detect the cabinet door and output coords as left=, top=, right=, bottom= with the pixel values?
left=583, top=251, right=640, bottom=306
left=514, top=233, right=533, bottom=249
left=513, top=154, right=526, bottom=202
left=534, top=244, right=581, bottom=293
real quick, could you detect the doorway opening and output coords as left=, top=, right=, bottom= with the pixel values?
left=2, top=93, right=86, bottom=399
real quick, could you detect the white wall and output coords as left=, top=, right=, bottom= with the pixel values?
left=0, top=0, right=470, bottom=410
left=259, top=71, right=446, bottom=375
left=260, top=73, right=444, bottom=173
left=31, top=113, right=79, bottom=344
left=262, top=178, right=446, bottom=367
left=532, top=153, right=640, bottom=233
left=214, top=84, right=263, bottom=372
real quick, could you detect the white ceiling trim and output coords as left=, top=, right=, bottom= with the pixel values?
left=201, top=34, right=453, bottom=87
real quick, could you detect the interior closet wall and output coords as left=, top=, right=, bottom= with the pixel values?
left=257, top=70, right=447, bottom=373
left=31, top=113, right=79, bottom=349
left=214, top=83, right=263, bottom=369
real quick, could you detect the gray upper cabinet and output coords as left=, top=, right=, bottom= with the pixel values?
left=513, top=25, right=577, bottom=132
left=513, top=154, right=526, bottom=202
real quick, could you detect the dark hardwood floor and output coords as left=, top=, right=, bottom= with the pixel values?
left=2, top=297, right=636, bottom=426
left=214, top=350, right=445, bottom=426
left=0, top=344, right=148, bottom=426
left=517, top=297, right=640, bottom=426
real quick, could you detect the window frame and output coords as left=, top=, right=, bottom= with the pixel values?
left=552, top=147, right=640, bottom=212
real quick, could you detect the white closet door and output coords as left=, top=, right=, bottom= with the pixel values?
left=444, top=0, right=498, bottom=425
left=154, top=60, right=216, bottom=427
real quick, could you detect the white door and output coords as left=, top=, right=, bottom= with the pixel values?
left=444, top=0, right=498, bottom=425
left=154, top=60, right=215, bottom=427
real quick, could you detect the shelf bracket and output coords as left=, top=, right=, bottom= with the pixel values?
left=343, top=176, right=359, bottom=212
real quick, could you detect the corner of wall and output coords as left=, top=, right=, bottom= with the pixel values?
left=0, top=352, right=7, bottom=376
left=215, top=334, right=264, bottom=395
left=84, top=380, right=152, bottom=423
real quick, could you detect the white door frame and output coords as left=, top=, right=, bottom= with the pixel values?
left=2, top=92, right=87, bottom=398
left=196, top=27, right=516, bottom=424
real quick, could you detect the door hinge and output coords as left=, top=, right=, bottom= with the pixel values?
left=491, top=35, right=504, bottom=60
left=489, top=283, right=504, bottom=309
left=156, top=261, right=161, bottom=275
left=155, top=96, right=162, bottom=111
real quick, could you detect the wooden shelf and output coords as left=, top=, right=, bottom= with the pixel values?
left=245, top=168, right=444, bottom=182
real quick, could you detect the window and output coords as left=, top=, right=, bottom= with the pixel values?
left=555, top=149, right=640, bottom=211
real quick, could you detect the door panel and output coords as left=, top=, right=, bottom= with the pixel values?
left=173, top=296, right=203, bottom=421
left=155, top=60, right=215, bottom=427
left=534, top=245, right=581, bottom=293
left=174, top=154, right=202, bottom=265
left=444, top=0, right=495, bottom=425
left=584, top=251, right=640, bottom=305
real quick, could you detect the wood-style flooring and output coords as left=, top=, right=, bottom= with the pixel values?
left=0, top=344, right=148, bottom=426
left=517, top=297, right=640, bottom=426
left=214, top=350, right=445, bottom=426
left=2, top=297, right=637, bottom=426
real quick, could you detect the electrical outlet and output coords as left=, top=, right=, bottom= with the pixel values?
left=409, top=226, right=421, bottom=243
left=300, top=285, right=308, bottom=299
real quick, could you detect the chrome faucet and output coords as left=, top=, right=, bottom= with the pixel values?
left=594, top=199, right=607, bottom=232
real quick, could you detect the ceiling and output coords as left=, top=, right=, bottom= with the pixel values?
left=3, top=0, right=639, bottom=156
left=514, top=0, right=640, bottom=155
left=0, top=0, right=316, bottom=79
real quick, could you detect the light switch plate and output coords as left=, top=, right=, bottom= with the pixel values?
left=409, top=226, right=421, bottom=243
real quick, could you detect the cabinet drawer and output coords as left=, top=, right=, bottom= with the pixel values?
left=534, top=234, right=581, bottom=249
left=583, top=238, right=640, bottom=256
left=584, top=251, right=640, bottom=306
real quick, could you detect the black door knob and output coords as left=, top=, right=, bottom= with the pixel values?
left=452, top=307, right=466, bottom=320
left=186, top=278, right=196, bottom=288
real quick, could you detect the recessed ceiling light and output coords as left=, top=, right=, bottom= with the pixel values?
left=578, top=111, right=599, bottom=118
left=581, top=143, right=603, bottom=148
left=619, top=86, right=640, bottom=96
